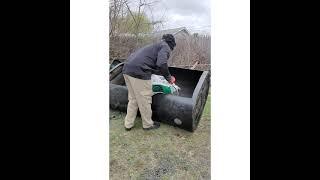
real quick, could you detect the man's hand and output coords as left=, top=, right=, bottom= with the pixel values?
left=169, top=76, right=176, bottom=84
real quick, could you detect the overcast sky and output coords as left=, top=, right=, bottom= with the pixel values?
left=129, top=0, right=211, bottom=35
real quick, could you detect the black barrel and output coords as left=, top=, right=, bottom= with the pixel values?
left=109, top=62, right=210, bottom=132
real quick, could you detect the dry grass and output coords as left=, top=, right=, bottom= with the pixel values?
left=109, top=35, right=211, bottom=71
left=109, top=90, right=211, bottom=179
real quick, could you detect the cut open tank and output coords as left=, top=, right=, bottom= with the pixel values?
left=109, top=60, right=210, bottom=132
left=111, top=66, right=203, bottom=98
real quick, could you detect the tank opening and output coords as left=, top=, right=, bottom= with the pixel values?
left=110, top=67, right=203, bottom=98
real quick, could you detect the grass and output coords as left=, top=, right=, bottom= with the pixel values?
left=109, top=90, right=211, bottom=180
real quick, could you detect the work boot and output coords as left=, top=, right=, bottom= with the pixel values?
left=125, top=126, right=133, bottom=131
left=143, top=121, right=160, bottom=130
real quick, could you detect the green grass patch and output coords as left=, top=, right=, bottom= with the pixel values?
left=109, top=90, right=211, bottom=179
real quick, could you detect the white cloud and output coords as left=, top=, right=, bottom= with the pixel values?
left=143, top=0, right=211, bottom=34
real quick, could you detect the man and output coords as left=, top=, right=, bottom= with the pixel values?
left=122, top=34, right=176, bottom=131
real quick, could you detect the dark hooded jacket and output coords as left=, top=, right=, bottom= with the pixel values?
left=122, top=41, right=172, bottom=81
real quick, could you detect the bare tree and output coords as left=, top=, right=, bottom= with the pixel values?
left=109, top=0, right=210, bottom=71
left=168, top=35, right=211, bottom=71
left=109, top=0, right=165, bottom=60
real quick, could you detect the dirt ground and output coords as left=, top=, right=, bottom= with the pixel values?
left=109, top=91, right=211, bottom=180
